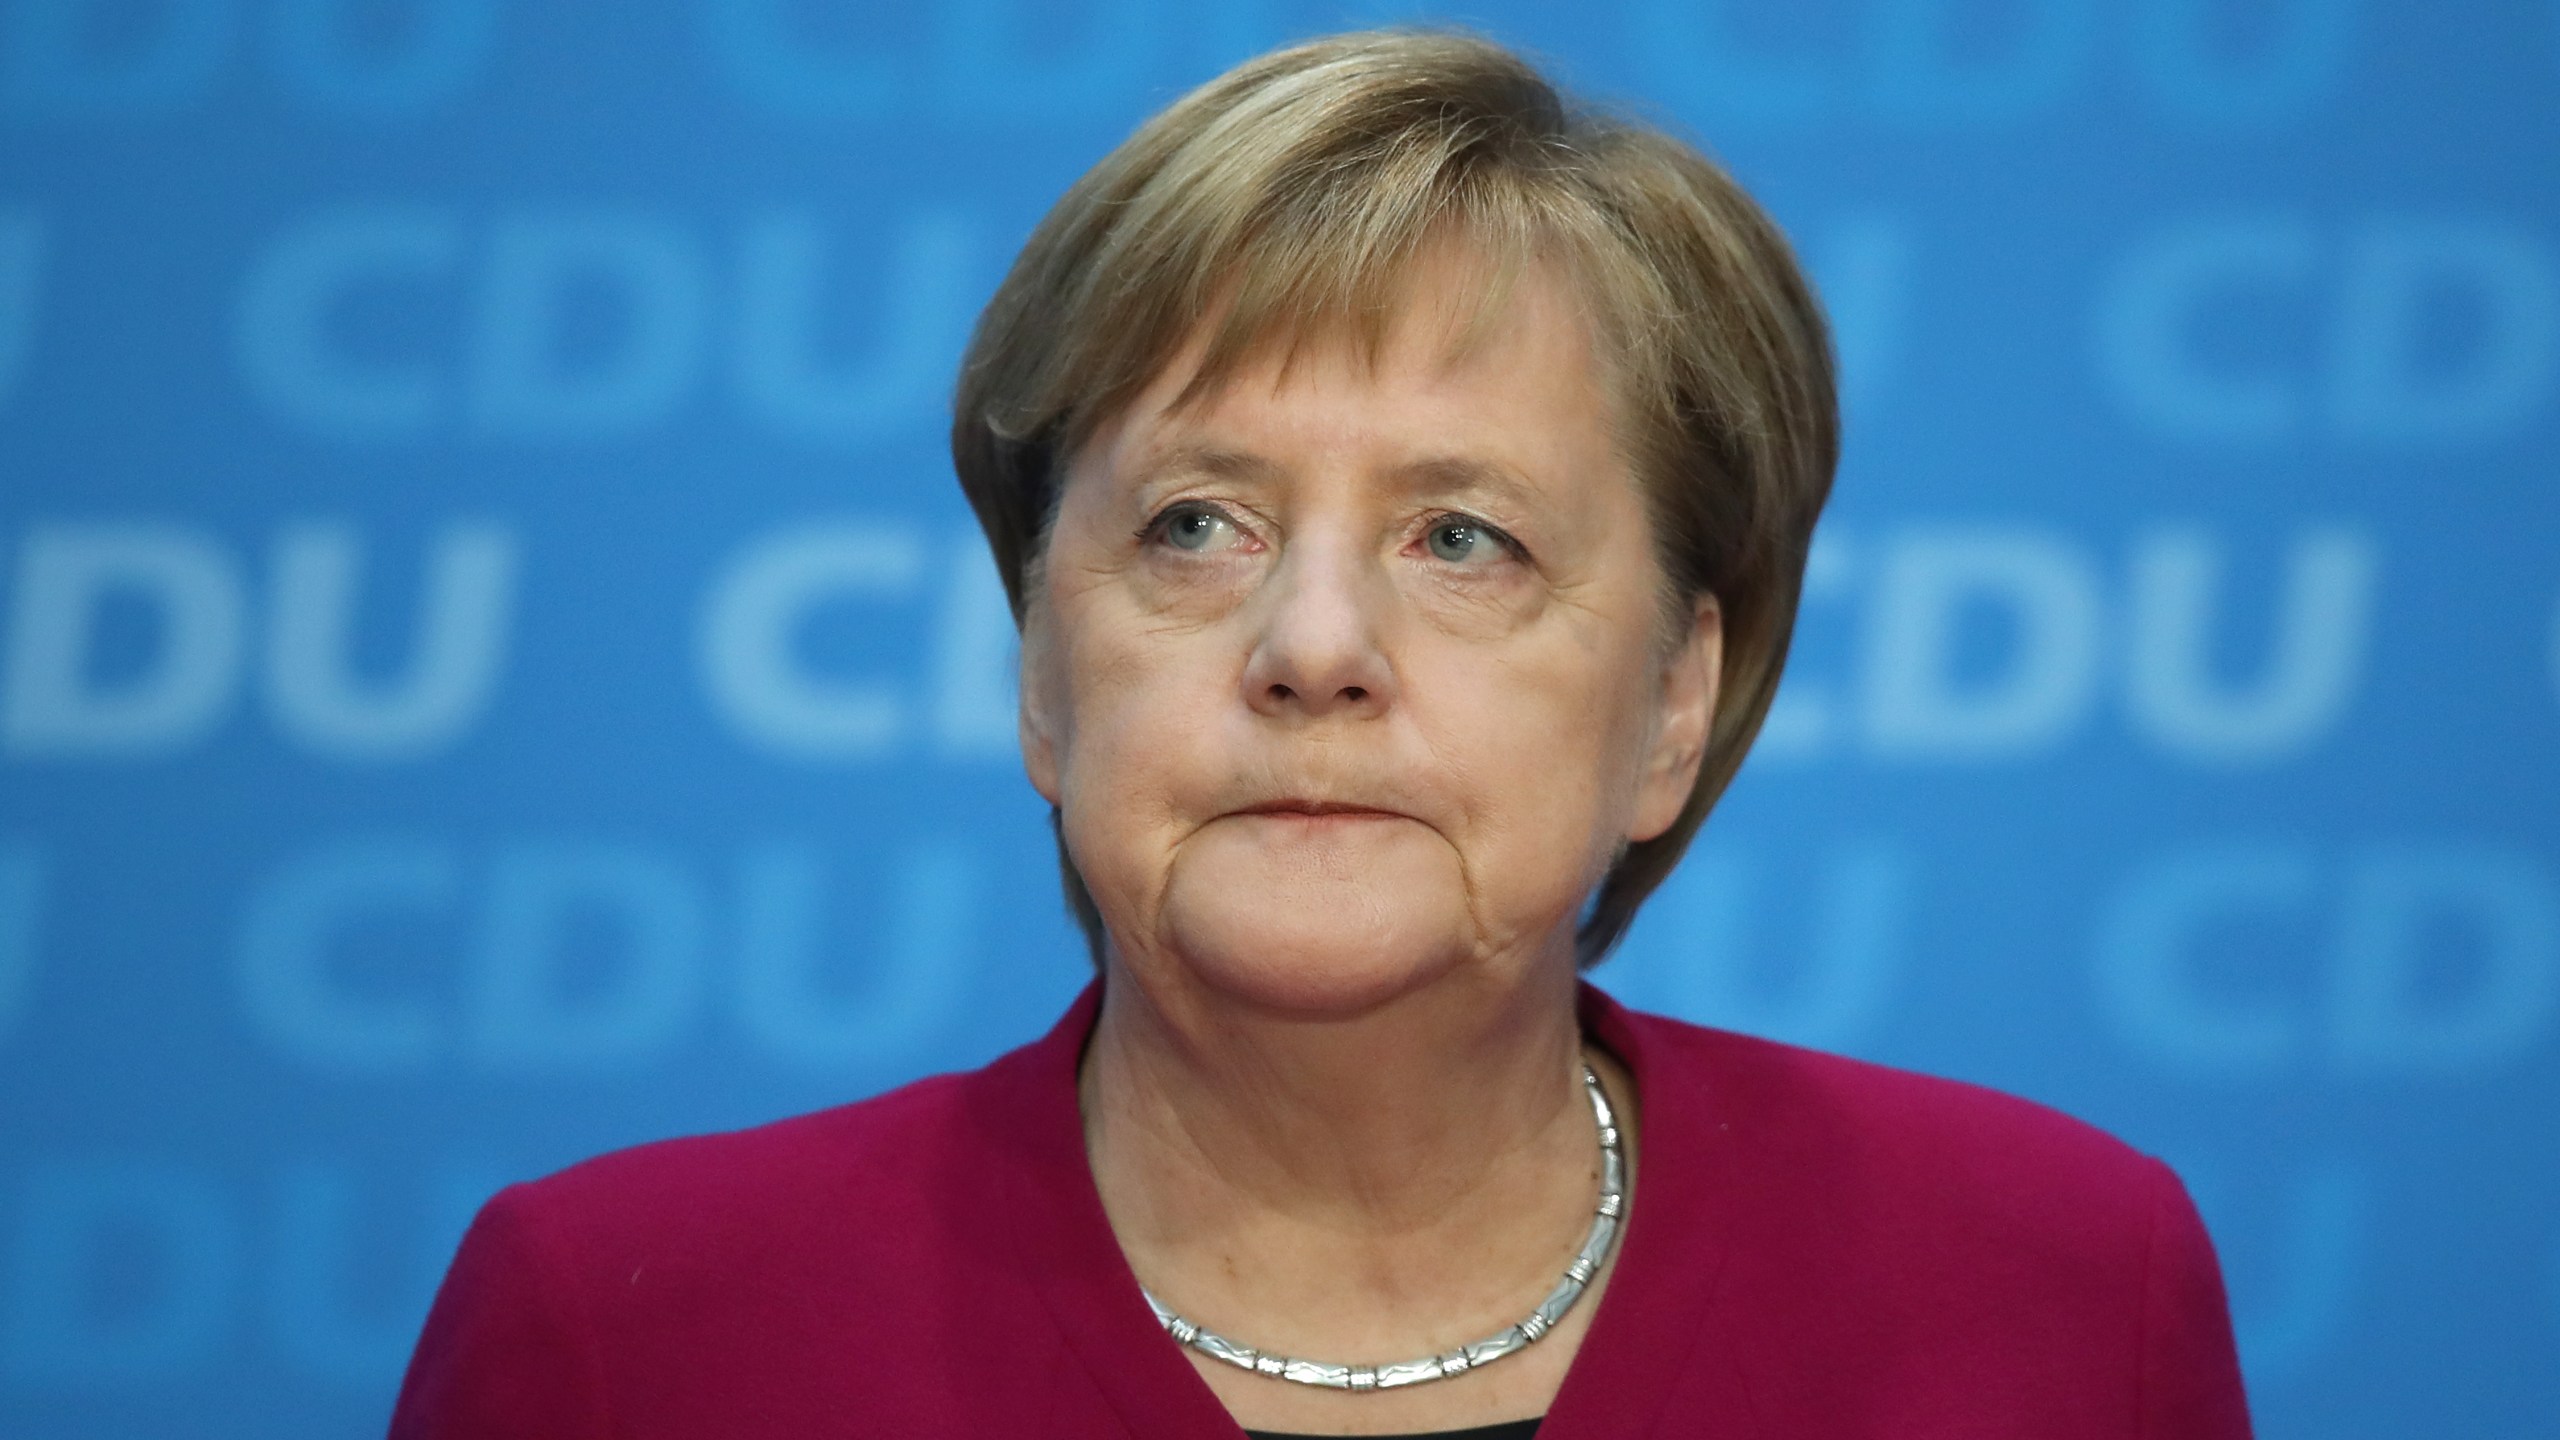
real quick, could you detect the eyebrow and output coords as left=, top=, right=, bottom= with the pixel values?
left=1122, top=444, right=1546, bottom=511
left=1119, top=443, right=1283, bottom=498
left=1387, top=454, right=1546, bottom=510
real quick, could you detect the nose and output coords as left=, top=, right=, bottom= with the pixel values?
left=1240, top=537, right=1397, bottom=721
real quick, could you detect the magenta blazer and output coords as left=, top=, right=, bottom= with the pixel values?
left=389, top=983, right=2252, bottom=1437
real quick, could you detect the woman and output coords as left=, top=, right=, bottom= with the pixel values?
left=391, top=30, right=2251, bottom=1439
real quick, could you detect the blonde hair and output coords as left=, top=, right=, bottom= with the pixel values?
left=951, top=29, right=1838, bottom=967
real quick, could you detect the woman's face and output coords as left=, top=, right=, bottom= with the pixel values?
left=1021, top=251, right=1720, bottom=1019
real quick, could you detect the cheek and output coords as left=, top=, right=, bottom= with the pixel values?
left=1043, top=603, right=1232, bottom=865
left=1408, top=636, right=1654, bottom=869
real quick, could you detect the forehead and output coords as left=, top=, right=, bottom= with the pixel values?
left=1082, top=248, right=1631, bottom=490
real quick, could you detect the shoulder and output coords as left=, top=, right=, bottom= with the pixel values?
left=1604, top=997, right=2194, bottom=1303
left=500, top=1063, right=1003, bottom=1283
left=1620, top=1000, right=2168, bottom=1208
left=534, top=1066, right=973, bottom=1211
left=392, top=1042, right=1096, bottom=1434
left=1598, top=1000, right=2250, bottom=1436
left=456, top=992, right=1100, bottom=1344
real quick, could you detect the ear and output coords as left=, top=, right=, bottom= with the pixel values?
left=1629, top=594, right=1721, bottom=844
left=1018, top=604, right=1064, bottom=805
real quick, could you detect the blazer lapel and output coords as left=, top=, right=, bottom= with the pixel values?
left=1538, top=984, right=1770, bottom=1440
left=978, top=982, right=1250, bottom=1437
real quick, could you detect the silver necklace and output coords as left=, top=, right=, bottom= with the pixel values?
left=1141, top=1063, right=1626, bottom=1392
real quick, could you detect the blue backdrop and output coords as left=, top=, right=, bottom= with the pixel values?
left=2, top=2, right=2554, bottom=1436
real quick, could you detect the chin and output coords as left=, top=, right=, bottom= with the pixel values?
left=1163, top=909, right=1468, bottom=1018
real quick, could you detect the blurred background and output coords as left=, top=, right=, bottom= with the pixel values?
left=1, top=1, right=2554, bottom=1435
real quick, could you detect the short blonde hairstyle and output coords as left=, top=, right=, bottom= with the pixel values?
left=952, top=29, right=1837, bottom=967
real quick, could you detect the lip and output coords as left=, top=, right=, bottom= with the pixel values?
left=1232, top=800, right=1407, bottom=820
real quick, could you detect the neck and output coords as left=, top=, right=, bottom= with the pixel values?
left=1079, top=947, right=1603, bottom=1341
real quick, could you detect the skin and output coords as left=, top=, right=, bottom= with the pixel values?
left=1021, top=245, right=1721, bottom=1433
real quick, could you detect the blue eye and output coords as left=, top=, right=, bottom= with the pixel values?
left=1157, top=504, right=1243, bottom=553
left=1426, top=519, right=1502, bottom=564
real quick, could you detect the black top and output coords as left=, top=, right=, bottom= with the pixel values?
left=1244, top=1414, right=1536, bottom=1424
